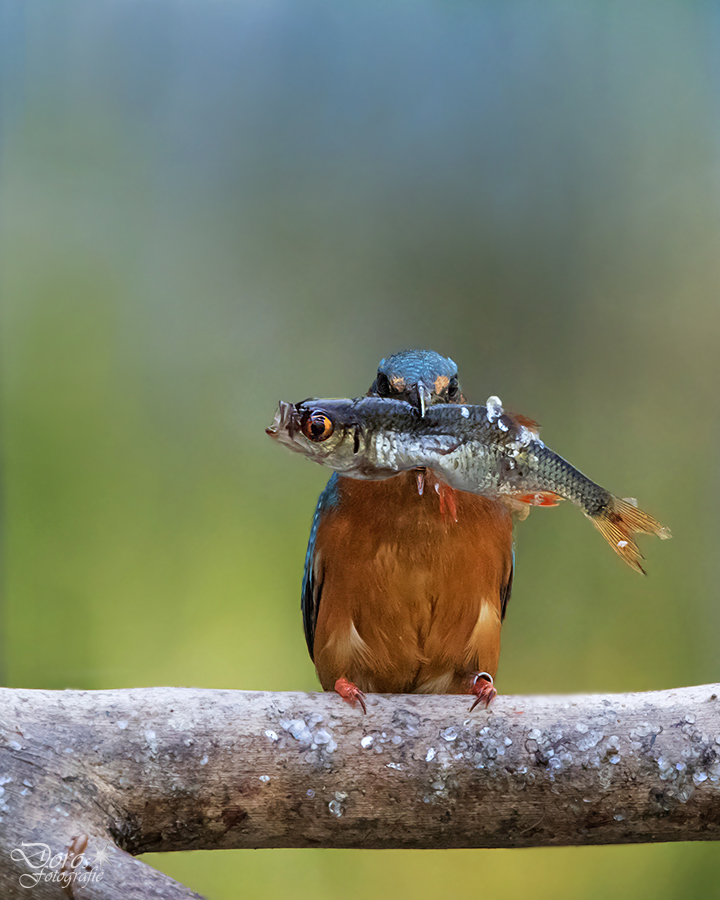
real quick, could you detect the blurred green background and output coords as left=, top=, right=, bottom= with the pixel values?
left=2, top=0, right=720, bottom=896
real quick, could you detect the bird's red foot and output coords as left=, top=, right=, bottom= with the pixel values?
left=469, top=672, right=496, bottom=711
left=334, top=678, right=367, bottom=714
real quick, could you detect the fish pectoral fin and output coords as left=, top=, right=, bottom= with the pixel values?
left=425, top=436, right=462, bottom=456
left=436, top=480, right=458, bottom=522
left=511, top=491, right=563, bottom=507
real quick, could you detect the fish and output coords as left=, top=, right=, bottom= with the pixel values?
left=266, top=394, right=670, bottom=573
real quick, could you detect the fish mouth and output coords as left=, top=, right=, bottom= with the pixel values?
left=266, top=400, right=298, bottom=439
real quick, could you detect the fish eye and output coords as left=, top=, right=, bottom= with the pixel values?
left=375, top=372, right=391, bottom=396
left=301, top=412, right=334, bottom=442
left=448, top=376, right=460, bottom=400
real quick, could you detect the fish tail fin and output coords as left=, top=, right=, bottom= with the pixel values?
left=592, top=496, right=671, bottom=574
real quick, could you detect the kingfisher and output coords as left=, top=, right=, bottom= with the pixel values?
left=301, top=349, right=515, bottom=713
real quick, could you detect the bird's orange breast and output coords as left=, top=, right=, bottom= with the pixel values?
left=311, top=471, right=514, bottom=694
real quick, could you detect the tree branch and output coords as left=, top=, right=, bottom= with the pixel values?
left=1, top=684, right=719, bottom=898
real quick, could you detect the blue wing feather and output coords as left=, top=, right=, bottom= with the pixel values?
left=302, top=472, right=340, bottom=659
left=500, top=545, right=515, bottom=621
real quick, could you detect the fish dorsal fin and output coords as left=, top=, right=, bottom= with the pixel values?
left=507, top=411, right=541, bottom=435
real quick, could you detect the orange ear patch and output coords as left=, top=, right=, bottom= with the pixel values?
left=434, top=374, right=450, bottom=395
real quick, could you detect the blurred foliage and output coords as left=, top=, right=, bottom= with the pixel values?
left=2, top=1, right=720, bottom=897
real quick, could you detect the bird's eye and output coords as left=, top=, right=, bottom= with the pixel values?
left=448, top=376, right=460, bottom=400
left=375, top=372, right=391, bottom=396
left=301, top=412, right=334, bottom=442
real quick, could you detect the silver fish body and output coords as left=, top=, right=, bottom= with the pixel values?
left=267, top=395, right=670, bottom=572
left=269, top=397, right=603, bottom=507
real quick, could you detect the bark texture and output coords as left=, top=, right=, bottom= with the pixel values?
left=1, top=684, right=719, bottom=898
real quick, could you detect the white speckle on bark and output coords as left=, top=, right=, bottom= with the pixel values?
left=168, top=712, right=195, bottom=732
left=281, top=718, right=313, bottom=745
left=630, top=724, right=662, bottom=740
left=145, top=729, right=159, bottom=757
left=576, top=731, right=604, bottom=751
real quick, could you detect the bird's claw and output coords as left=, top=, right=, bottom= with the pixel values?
left=469, top=672, right=496, bottom=711
left=334, top=677, right=367, bottom=714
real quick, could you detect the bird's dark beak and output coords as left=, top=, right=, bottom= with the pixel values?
left=409, top=381, right=433, bottom=417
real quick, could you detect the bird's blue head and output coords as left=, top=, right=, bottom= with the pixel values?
left=368, top=349, right=463, bottom=415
